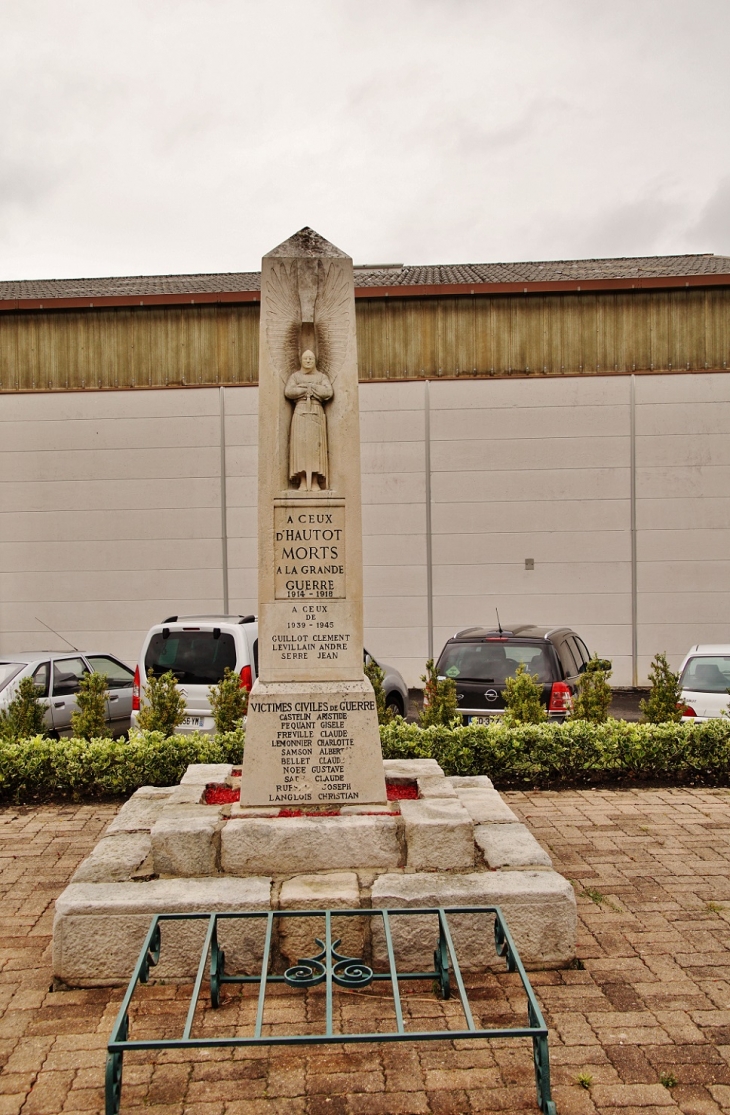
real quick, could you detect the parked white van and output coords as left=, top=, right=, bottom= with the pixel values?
left=131, top=615, right=258, bottom=734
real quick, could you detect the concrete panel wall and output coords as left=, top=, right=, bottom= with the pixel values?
left=428, top=376, right=633, bottom=683
left=360, top=384, right=429, bottom=685
left=635, top=373, right=730, bottom=679
left=2, top=372, right=729, bottom=686
left=0, top=389, right=226, bottom=662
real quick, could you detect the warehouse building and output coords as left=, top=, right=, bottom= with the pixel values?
left=1, top=252, right=729, bottom=686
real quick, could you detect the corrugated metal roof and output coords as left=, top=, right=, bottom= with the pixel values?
left=0, top=271, right=262, bottom=300
left=354, top=254, right=730, bottom=286
left=1, top=253, right=729, bottom=303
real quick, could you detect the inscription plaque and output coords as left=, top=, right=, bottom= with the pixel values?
left=274, top=500, right=345, bottom=600
left=244, top=688, right=379, bottom=805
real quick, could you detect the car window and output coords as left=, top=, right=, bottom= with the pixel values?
left=85, top=655, right=134, bottom=689
left=32, top=662, right=50, bottom=698
left=556, top=640, right=579, bottom=679
left=52, top=657, right=89, bottom=696
left=253, top=639, right=259, bottom=677
left=504, top=645, right=553, bottom=682
left=573, top=636, right=591, bottom=665
left=438, top=643, right=509, bottom=681
left=680, top=655, right=730, bottom=694
left=566, top=636, right=587, bottom=672
left=145, top=630, right=237, bottom=686
left=437, top=641, right=552, bottom=683
left=0, top=663, right=24, bottom=691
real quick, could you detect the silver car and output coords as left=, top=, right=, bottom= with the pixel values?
left=0, top=652, right=135, bottom=738
left=364, top=650, right=410, bottom=719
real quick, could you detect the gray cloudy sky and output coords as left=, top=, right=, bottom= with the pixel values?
left=1, top=0, right=729, bottom=280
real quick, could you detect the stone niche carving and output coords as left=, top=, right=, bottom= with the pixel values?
left=266, top=259, right=350, bottom=492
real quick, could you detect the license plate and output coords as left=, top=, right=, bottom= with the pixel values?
left=182, top=716, right=203, bottom=728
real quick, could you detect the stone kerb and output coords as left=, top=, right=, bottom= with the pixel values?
left=277, top=872, right=364, bottom=968
left=52, top=877, right=271, bottom=987
left=370, top=871, right=577, bottom=971
left=474, top=822, right=553, bottom=869
left=151, top=810, right=222, bottom=877
left=71, top=833, right=152, bottom=884
left=221, top=814, right=402, bottom=875
left=399, top=798, right=474, bottom=870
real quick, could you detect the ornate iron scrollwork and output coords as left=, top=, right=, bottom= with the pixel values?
left=284, top=938, right=373, bottom=989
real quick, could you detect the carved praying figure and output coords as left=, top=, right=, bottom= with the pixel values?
left=285, top=350, right=334, bottom=490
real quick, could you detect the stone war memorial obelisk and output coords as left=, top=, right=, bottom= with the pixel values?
left=240, top=228, right=388, bottom=808
left=51, top=228, right=577, bottom=990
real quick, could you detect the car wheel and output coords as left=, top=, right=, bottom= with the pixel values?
left=385, top=693, right=404, bottom=719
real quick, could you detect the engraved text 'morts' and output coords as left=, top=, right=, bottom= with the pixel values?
left=274, top=503, right=346, bottom=600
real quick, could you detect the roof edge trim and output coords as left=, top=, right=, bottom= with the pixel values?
left=1, top=271, right=730, bottom=313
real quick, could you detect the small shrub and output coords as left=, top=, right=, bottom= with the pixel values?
left=0, top=728, right=245, bottom=803
left=71, top=671, right=111, bottom=740
left=380, top=716, right=730, bottom=788
left=571, top=657, right=613, bottom=723
left=209, top=667, right=249, bottom=734
left=215, top=727, right=246, bottom=759
left=365, top=656, right=390, bottom=725
left=420, top=659, right=458, bottom=728
left=502, top=663, right=547, bottom=726
left=136, top=670, right=186, bottom=736
left=6, top=717, right=730, bottom=804
left=0, top=676, right=48, bottom=741
left=640, top=652, right=683, bottom=723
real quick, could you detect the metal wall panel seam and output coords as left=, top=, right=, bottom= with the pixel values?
left=424, top=380, right=434, bottom=660
left=630, top=374, right=638, bottom=687
left=220, top=386, right=229, bottom=614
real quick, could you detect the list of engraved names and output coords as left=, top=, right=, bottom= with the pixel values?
left=249, top=695, right=377, bottom=803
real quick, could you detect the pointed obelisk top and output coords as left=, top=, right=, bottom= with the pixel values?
left=264, top=226, right=349, bottom=260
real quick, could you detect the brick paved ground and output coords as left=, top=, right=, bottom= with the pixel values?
left=2, top=787, right=730, bottom=1114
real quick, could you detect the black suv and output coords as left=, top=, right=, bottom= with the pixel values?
left=434, top=624, right=592, bottom=722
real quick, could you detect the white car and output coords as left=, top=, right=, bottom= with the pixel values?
left=131, top=614, right=258, bottom=734
left=678, top=644, right=730, bottom=722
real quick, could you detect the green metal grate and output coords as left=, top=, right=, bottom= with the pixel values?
left=106, top=905, right=557, bottom=1115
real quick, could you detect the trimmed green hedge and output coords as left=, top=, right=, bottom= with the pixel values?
left=2, top=719, right=730, bottom=804
left=380, top=717, right=730, bottom=788
left=0, top=729, right=244, bottom=803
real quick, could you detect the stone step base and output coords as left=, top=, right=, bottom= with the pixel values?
left=53, top=759, right=576, bottom=986
left=53, top=867, right=575, bottom=987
